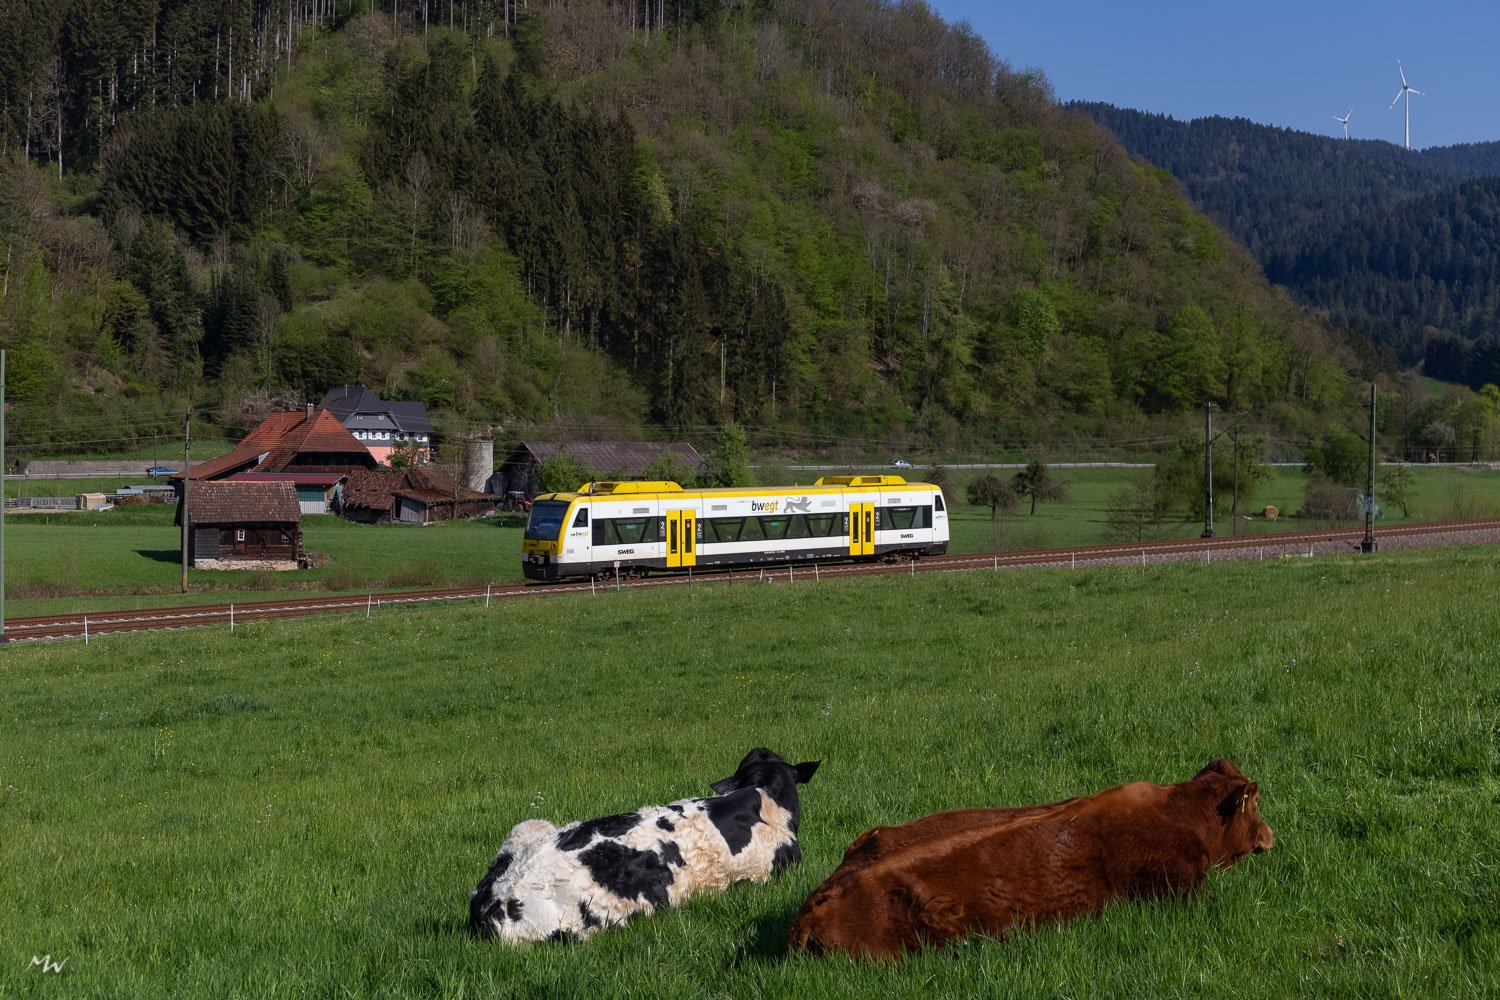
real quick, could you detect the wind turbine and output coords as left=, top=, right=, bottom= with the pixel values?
left=1388, top=60, right=1426, bottom=150
left=1333, top=108, right=1353, bottom=139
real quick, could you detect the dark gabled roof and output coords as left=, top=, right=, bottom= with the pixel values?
left=183, top=410, right=375, bottom=481
left=506, top=441, right=707, bottom=475
left=184, top=481, right=301, bottom=524
left=343, top=466, right=496, bottom=511
left=318, top=385, right=433, bottom=435
left=342, top=469, right=409, bottom=510
left=228, top=472, right=346, bottom=487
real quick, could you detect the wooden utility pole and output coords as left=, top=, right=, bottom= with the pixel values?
left=1, top=350, right=7, bottom=642
left=181, top=408, right=191, bottom=593
left=1201, top=402, right=1215, bottom=538
left=1362, top=382, right=1377, bottom=554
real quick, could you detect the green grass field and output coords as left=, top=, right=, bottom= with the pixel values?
left=7, top=463, right=1500, bottom=617
left=1, top=549, right=1496, bottom=997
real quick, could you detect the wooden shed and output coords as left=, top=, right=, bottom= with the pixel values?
left=177, top=481, right=306, bottom=570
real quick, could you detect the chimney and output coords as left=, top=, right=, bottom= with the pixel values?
left=306, top=403, right=314, bottom=418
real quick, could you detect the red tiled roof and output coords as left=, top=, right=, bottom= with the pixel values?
left=184, top=410, right=375, bottom=480
left=184, top=481, right=301, bottom=524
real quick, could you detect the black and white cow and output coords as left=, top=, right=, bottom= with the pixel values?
left=469, top=747, right=820, bottom=942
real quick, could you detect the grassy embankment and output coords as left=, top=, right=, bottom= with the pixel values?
left=6, top=464, right=1500, bottom=616
left=1, top=549, right=1496, bottom=997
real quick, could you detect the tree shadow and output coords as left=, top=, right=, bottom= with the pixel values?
left=137, top=549, right=185, bottom=564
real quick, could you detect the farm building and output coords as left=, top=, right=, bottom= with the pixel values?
left=318, top=385, right=433, bottom=466
left=178, top=406, right=378, bottom=483
left=493, top=441, right=707, bottom=497
left=342, top=467, right=498, bottom=525
left=226, top=472, right=345, bottom=514
left=176, top=481, right=305, bottom=570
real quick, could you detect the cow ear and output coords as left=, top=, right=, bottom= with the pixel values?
left=793, top=760, right=821, bottom=784
left=709, top=775, right=742, bottom=795
left=1216, top=781, right=1250, bottom=822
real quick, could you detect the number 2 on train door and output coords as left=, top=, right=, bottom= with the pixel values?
left=849, top=502, right=875, bottom=557
left=667, top=510, right=697, bottom=568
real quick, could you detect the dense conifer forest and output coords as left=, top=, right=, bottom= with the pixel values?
left=1, top=1, right=1364, bottom=458
left=1077, top=103, right=1500, bottom=387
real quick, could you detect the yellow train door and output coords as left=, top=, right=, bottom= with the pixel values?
left=848, top=502, right=876, bottom=557
left=667, top=509, right=697, bottom=568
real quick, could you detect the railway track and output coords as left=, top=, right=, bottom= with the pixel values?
left=7, top=518, right=1500, bottom=642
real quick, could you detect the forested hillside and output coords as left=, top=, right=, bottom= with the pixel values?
left=1, top=1, right=1359, bottom=459
left=1076, top=103, right=1500, bottom=376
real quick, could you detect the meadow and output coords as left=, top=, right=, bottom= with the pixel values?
left=8, top=463, right=1500, bottom=616
left=1, top=548, right=1496, bottom=998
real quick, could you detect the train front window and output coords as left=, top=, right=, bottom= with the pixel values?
left=525, top=501, right=570, bottom=540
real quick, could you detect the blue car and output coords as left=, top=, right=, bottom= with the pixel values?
left=147, top=466, right=177, bottom=477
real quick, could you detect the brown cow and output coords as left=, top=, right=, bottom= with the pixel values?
left=788, top=759, right=1273, bottom=960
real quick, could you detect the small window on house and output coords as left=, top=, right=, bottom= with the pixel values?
left=280, top=532, right=291, bottom=545
left=235, top=528, right=246, bottom=542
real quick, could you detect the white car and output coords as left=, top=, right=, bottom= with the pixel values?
left=890, top=459, right=913, bottom=469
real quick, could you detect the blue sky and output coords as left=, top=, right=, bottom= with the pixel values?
left=928, top=2, right=1500, bottom=149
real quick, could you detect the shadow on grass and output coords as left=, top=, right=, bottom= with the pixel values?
left=727, top=909, right=797, bottom=968
left=416, top=914, right=473, bottom=941
left=137, top=548, right=185, bottom=563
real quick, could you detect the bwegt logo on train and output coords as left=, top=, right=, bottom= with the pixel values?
left=751, top=500, right=780, bottom=513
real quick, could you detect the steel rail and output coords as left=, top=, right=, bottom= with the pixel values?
left=8, top=518, right=1500, bottom=641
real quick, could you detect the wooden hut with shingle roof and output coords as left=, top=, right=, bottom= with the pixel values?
left=175, top=481, right=306, bottom=570
left=341, top=466, right=497, bottom=525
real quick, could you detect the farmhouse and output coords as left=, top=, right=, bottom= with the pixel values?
left=176, top=481, right=305, bottom=570
left=179, top=405, right=378, bottom=482
left=494, top=441, right=707, bottom=497
left=342, top=466, right=497, bottom=525
left=317, top=385, right=433, bottom=465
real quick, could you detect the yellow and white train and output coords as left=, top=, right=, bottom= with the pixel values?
left=521, top=476, right=950, bottom=582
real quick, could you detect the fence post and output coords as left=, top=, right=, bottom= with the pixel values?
left=367, top=594, right=372, bottom=619
left=230, top=604, right=235, bottom=632
left=83, top=615, right=89, bottom=645
left=485, top=583, right=491, bottom=608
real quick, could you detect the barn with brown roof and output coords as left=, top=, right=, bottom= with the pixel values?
left=341, top=466, right=498, bottom=525
left=178, top=405, right=379, bottom=482
left=494, top=441, right=707, bottom=497
left=176, top=481, right=306, bottom=570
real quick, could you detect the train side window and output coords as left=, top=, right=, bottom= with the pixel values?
left=934, top=495, right=946, bottom=512
left=805, top=513, right=835, bottom=536
left=885, top=506, right=917, bottom=530
left=593, top=522, right=608, bottom=545
left=918, top=505, right=932, bottom=528
left=710, top=518, right=743, bottom=543
left=574, top=509, right=589, bottom=527
left=641, top=517, right=660, bottom=543
left=740, top=517, right=766, bottom=541
left=761, top=517, right=790, bottom=539
left=784, top=515, right=810, bottom=539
